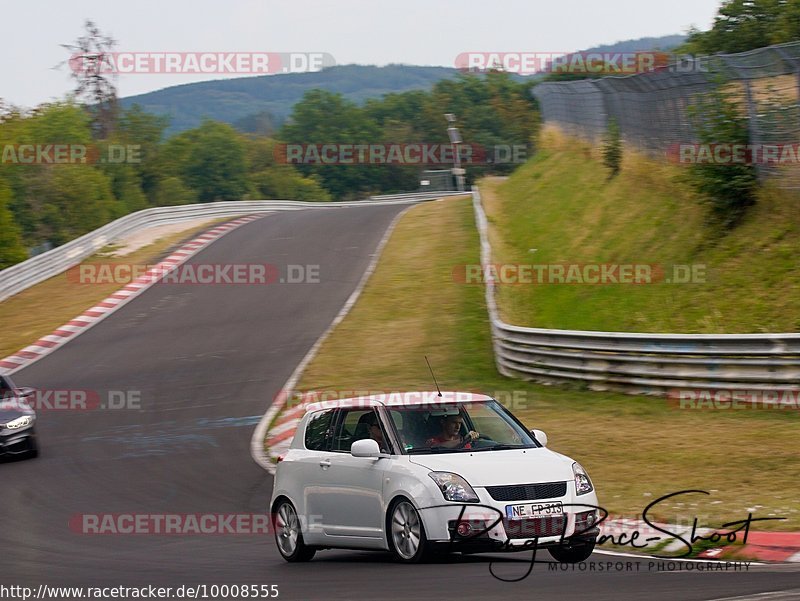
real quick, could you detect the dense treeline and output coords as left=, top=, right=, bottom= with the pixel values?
left=0, top=70, right=537, bottom=268
left=281, top=71, right=539, bottom=200
left=0, top=103, right=330, bottom=268
left=682, top=0, right=800, bottom=54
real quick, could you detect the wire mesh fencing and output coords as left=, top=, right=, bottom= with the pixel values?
left=532, top=42, right=800, bottom=188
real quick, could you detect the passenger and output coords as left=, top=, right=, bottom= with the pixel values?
left=425, top=414, right=479, bottom=449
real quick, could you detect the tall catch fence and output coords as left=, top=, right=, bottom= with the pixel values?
left=532, top=42, right=800, bottom=188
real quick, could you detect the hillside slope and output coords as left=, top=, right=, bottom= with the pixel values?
left=482, top=129, right=800, bottom=333
left=120, top=64, right=458, bottom=135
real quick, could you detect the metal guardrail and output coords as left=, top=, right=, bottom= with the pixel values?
left=369, top=191, right=468, bottom=201
left=0, top=195, right=444, bottom=303
left=472, top=186, right=800, bottom=394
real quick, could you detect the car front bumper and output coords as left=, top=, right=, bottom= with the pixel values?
left=418, top=487, right=600, bottom=551
left=0, top=427, right=35, bottom=455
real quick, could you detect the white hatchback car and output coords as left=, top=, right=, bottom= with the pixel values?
left=270, top=392, right=599, bottom=563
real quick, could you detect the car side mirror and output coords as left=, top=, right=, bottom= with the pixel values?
left=531, top=429, right=548, bottom=447
left=16, top=387, right=35, bottom=399
left=351, top=439, right=381, bottom=458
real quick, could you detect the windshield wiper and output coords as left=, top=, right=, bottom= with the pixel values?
left=406, top=446, right=463, bottom=454
left=471, top=443, right=531, bottom=452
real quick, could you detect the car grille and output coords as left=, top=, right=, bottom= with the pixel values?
left=503, top=515, right=567, bottom=539
left=486, top=481, right=567, bottom=502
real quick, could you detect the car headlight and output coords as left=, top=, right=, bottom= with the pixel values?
left=573, top=462, right=593, bottom=495
left=428, top=471, right=480, bottom=503
left=5, top=415, right=34, bottom=430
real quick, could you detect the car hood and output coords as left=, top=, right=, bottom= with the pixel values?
left=408, top=448, right=574, bottom=487
left=0, top=399, right=34, bottom=423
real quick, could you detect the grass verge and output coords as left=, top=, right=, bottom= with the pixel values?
left=0, top=219, right=223, bottom=359
left=296, top=196, right=799, bottom=531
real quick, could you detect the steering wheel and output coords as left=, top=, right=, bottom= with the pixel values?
left=462, top=434, right=498, bottom=448
left=458, top=433, right=481, bottom=448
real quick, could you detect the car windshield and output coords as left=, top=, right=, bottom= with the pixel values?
left=386, top=400, right=537, bottom=454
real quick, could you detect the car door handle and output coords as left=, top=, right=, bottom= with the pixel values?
left=319, top=459, right=331, bottom=469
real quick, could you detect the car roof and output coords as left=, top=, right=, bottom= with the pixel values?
left=304, top=391, right=493, bottom=413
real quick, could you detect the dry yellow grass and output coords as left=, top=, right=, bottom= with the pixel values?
left=0, top=220, right=223, bottom=359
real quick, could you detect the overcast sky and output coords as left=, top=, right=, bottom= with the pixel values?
left=2, top=0, right=721, bottom=108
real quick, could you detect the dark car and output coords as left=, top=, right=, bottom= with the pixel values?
left=0, top=374, right=38, bottom=459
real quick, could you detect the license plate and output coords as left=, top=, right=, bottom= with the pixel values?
left=505, top=501, right=563, bottom=519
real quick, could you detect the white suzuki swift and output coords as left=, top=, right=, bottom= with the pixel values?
left=270, top=392, right=599, bottom=563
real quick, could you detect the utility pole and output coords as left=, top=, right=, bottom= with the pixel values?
left=445, top=113, right=465, bottom=192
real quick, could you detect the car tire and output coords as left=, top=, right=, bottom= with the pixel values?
left=273, top=499, right=316, bottom=562
left=548, top=540, right=595, bottom=563
left=387, top=498, right=433, bottom=564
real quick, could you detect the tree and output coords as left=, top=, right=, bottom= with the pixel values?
left=687, top=78, right=758, bottom=229
left=161, top=121, right=250, bottom=202
left=60, top=20, right=118, bottom=138
left=281, top=90, right=383, bottom=199
left=116, top=104, right=170, bottom=203
left=154, top=176, right=197, bottom=206
left=0, top=178, right=27, bottom=268
left=683, top=0, right=800, bottom=54
left=32, top=166, right=117, bottom=246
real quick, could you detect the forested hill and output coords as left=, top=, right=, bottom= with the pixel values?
left=120, top=65, right=458, bottom=136
left=582, top=34, right=686, bottom=53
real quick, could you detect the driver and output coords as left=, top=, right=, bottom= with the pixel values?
left=363, top=411, right=388, bottom=452
left=425, top=413, right=479, bottom=449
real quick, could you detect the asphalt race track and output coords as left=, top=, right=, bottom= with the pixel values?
left=2, top=204, right=798, bottom=601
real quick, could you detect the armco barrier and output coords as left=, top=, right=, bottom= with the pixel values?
left=472, top=186, right=800, bottom=394
left=0, top=193, right=465, bottom=303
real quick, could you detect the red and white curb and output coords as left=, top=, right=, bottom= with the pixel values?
left=263, top=399, right=312, bottom=462
left=0, top=215, right=264, bottom=375
left=599, top=518, right=800, bottom=563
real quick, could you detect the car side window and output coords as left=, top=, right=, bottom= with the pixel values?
left=330, top=409, right=358, bottom=452
left=0, top=376, right=13, bottom=397
left=332, top=408, right=392, bottom=453
left=304, top=409, right=335, bottom=451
